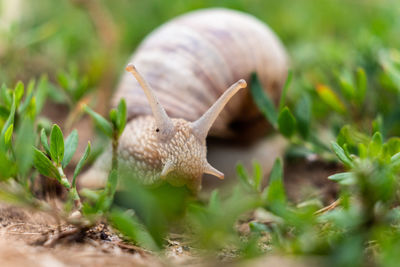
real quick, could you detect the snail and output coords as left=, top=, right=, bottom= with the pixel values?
left=80, top=8, right=288, bottom=192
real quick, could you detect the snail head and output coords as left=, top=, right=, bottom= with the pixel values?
left=125, top=64, right=247, bottom=190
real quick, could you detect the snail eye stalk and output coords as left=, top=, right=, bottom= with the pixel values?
left=190, top=79, right=247, bottom=140
left=126, top=64, right=174, bottom=139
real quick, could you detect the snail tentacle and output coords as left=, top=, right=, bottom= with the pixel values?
left=190, top=79, right=247, bottom=140
left=125, top=63, right=174, bottom=140
left=204, top=162, right=224, bottom=180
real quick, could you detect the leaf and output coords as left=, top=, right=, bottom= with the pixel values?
left=33, top=147, right=61, bottom=181
left=18, top=80, right=35, bottom=116
left=253, top=162, right=262, bottom=192
left=381, top=54, right=400, bottom=91
left=263, top=158, right=286, bottom=207
left=72, top=141, right=91, bottom=187
left=79, top=188, right=101, bottom=203
left=355, top=67, right=367, bottom=105
left=0, top=93, right=16, bottom=151
left=40, top=128, right=51, bottom=156
left=278, top=107, right=296, bottom=138
left=295, top=94, right=311, bottom=139
left=0, top=105, right=9, bottom=120
left=117, top=99, right=127, bottom=135
left=331, top=141, right=354, bottom=168
left=26, top=96, right=36, bottom=119
left=108, top=209, right=159, bottom=251
left=15, top=120, right=36, bottom=177
left=336, top=125, right=369, bottom=148
left=250, top=73, right=278, bottom=128
left=328, top=172, right=356, bottom=185
left=384, top=137, right=400, bottom=157
left=0, top=83, right=11, bottom=107
left=236, top=163, right=252, bottom=190
left=105, top=169, right=118, bottom=202
left=84, top=105, right=113, bottom=137
left=249, top=221, right=270, bottom=233
left=62, top=129, right=78, bottom=168
left=279, top=70, right=292, bottom=111
left=14, top=81, right=24, bottom=107
left=47, top=83, right=68, bottom=104
left=57, top=71, right=69, bottom=90
left=358, top=143, right=367, bottom=159
left=208, top=190, right=221, bottom=212
left=368, top=132, right=383, bottom=158
left=49, top=124, right=64, bottom=165
left=316, top=84, right=346, bottom=114
left=338, top=72, right=355, bottom=100
left=4, top=124, right=13, bottom=146
left=391, top=152, right=400, bottom=168
left=372, top=116, right=383, bottom=137
left=0, top=152, right=16, bottom=181
left=35, top=75, right=49, bottom=114
left=109, top=109, right=117, bottom=126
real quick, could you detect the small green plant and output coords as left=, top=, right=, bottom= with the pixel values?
left=57, top=64, right=90, bottom=105
left=1, top=79, right=48, bottom=204
left=83, top=98, right=126, bottom=212
left=33, top=124, right=90, bottom=211
left=1, top=79, right=127, bottom=226
left=250, top=72, right=329, bottom=157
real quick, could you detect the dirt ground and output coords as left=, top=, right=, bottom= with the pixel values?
left=0, top=203, right=321, bottom=267
left=0, top=158, right=339, bottom=267
left=0, top=204, right=158, bottom=267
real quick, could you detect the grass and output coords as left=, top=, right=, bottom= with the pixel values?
left=1, top=0, right=400, bottom=265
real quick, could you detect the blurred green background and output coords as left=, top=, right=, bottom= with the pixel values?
left=1, top=0, right=400, bottom=136
left=1, top=0, right=398, bottom=85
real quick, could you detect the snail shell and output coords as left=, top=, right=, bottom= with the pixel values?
left=81, top=8, right=288, bottom=191
left=113, top=8, right=288, bottom=139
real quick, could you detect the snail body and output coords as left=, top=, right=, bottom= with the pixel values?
left=81, top=8, right=288, bottom=191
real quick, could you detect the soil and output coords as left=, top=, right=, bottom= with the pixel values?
left=0, top=158, right=340, bottom=267
left=284, top=158, right=341, bottom=205
left=0, top=204, right=160, bottom=267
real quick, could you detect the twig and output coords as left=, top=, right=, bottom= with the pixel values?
left=43, top=227, right=81, bottom=247
left=314, top=199, right=341, bottom=215
left=116, top=241, right=149, bottom=257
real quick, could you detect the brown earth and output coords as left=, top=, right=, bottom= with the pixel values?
left=0, top=158, right=340, bottom=267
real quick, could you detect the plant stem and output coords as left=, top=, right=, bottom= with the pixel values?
left=111, top=131, right=119, bottom=171
left=57, top=165, right=82, bottom=210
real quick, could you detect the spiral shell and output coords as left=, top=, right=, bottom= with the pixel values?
left=81, top=8, right=289, bottom=191
left=113, top=8, right=288, bottom=138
